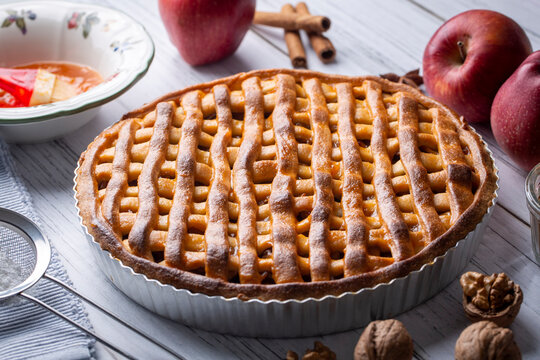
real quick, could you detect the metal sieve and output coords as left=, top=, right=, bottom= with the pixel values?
left=0, top=207, right=184, bottom=360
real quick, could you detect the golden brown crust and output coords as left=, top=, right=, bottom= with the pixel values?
left=235, top=77, right=264, bottom=284
left=75, top=69, right=497, bottom=301
left=101, top=119, right=138, bottom=235
left=398, top=96, right=445, bottom=243
left=164, top=93, right=201, bottom=269
left=128, top=102, right=174, bottom=259
left=367, top=81, right=413, bottom=261
left=336, top=82, right=369, bottom=276
left=204, top=85, right=233, bottom=280
left=304, top=78, right=333, bottom=281
left=269, top=74, right=303, bottom=283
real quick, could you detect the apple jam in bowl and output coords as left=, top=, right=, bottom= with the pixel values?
left=0, top=1, right=154, bottom=143
left=0, top=62, right=104, bottom=108
left=525, top=162, right=540, bottom=264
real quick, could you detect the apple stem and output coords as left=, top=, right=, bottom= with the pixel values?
left=457, top=41, right=466, bottom=61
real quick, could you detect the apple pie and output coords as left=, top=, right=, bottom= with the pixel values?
left=75, top=69, right=497, bottom=300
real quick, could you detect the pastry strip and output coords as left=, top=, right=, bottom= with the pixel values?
left=366, top=81, right=413, bottom=261
left=234, top=77, right=264, bottom=284
left=128, top=102, right=173, bottom=259
left=165, top=92, right=203, bottom=268
left=431, top=109, right=473, bottom=223
left=304, top=78, right=332, bottom=281
left=270, top=74, right=303, bottom=283
left=78, top=123, right=120, bottom=230
left=336, top=83, right=370, bottom=275
left=102, top=119, right=138, bottom=236
left=204, top=85, right=232, bottom=280
left=398, top=96, right=445, bottom=243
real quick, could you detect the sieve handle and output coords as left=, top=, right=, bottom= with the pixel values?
left=43, top=273, right=185, bottom=359
left=19, top=291, right=137, bottom=360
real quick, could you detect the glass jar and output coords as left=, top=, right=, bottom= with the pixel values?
left=525, top=162, right=540, bottom=263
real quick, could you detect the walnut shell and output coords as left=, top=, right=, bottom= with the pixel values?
left=286, top=342, right=336, bottom=360
left=455, top=321, right=521, bottom=360
left=354, top=319, right=413, bottom=360
left=461, top=272, right=523, bottom=327
left=303, top=341, right=336, bottom=360
left=286, top=350, right=299, bottom=360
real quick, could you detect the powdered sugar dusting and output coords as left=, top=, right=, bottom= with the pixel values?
left=0, top=250, right=25, bottom=292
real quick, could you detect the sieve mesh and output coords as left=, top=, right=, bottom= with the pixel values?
left=0, top=224, right=36, bottom=291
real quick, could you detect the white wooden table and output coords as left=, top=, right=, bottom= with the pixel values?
left=5, top=0, right=540, bottom=359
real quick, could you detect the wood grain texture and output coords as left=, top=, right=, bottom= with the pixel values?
left=3, top=0, right=539, bottom=359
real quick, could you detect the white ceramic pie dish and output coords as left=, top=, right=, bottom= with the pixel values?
left=74, top=131, right=498, bottom=338
left=0, top=1, right=154, bottom=143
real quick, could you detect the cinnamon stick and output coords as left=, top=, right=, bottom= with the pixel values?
left=282, top=4, right=306, bottom=68
left=253, top=11, right=331, bottom=34
left=295, top=2, right=336, bottom=63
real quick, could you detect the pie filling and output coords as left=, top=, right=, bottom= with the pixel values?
left=77, top=70, right=495, bottom=296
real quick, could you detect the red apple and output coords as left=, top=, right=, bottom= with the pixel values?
left=491, top=51, right=540, bottom=171
left=423, top=10, right=532, bottom=123
left=158, top=0, right=256, bottom=66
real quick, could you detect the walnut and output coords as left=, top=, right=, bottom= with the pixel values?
left=455, top=321, right=521, bottom=360
left=304, top=341, right=336, bottom=360
left=354, top=319, right=413, bottom=360
left=287, top=341, right=336, bottom=360
left=380, top=69, right=423, bottom=88
left=460, top=272, right=523, bottom=327
left=287, top=350, right=299, bottom=360
left=490, top=273, right=515, bottom=309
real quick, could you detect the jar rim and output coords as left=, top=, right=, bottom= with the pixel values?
left=525, top=162, right=540, bottom=215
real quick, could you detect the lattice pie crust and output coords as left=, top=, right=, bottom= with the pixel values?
left=76, top=70, right=497, bottom=300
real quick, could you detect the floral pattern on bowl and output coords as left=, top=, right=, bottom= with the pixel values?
left=1, top=9, right=36, bottom=34
left=110, top=37, right=143, bottom=54
left=0, top=1, right=154, bottom=142
left=67, top=11, right=100, bottom=38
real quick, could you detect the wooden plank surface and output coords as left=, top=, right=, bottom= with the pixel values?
left=2, top=0, right=539, bottom=359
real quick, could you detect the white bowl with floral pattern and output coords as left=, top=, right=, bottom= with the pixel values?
left=0, top=1, right=154, bottom=143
